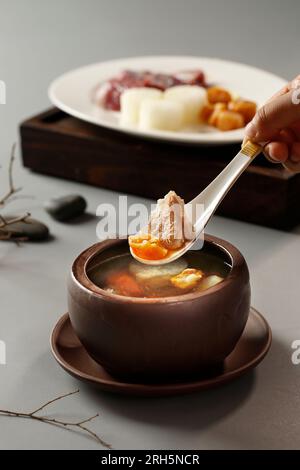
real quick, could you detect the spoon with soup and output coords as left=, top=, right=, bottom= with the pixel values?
left=129, top=140, right=262, bottom=266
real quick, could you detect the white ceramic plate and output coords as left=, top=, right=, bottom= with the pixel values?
left=48, top=56, right=286, bottom=145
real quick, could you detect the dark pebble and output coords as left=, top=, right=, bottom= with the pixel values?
left=1, top=216, right=49, bottom=241
left=44, top=194, right=87, bottom=221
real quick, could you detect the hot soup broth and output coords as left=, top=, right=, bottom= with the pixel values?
left=87, top=244, right=231, bottom=298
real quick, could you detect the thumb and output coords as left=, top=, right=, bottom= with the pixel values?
left=245, top=89, right=300, bottom=142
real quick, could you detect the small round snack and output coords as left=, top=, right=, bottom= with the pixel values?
left=207, top=86, right=232, bottom=104
left=228, top=100, right=257, bottom=124
left=208, top=103, right=227, bottom=127
left=215, top=110, right=245, bottom=131
left=201, top=103, right=215, bottom=122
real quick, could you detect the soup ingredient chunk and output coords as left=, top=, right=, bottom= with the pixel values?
left=120, top=88, right=163, bottom=126
left=207, top=103, right=227, bottom=126
left=129, top=258, right=187, bottom=281
left=105, top=271, right=144, bottom=297
left=148, top=191, right=188, bottom=250
left=129, top=190, right=191, bottom=261
left=198, top=275, right=224, bottom=291
left=129, top=258, right=187, bottom=280
left=207, top=86, right=232, bottom=104
left=94, top=69, right=207, bottom=111
left=164, top=85, right=207, bottom=125
left=201, top=103, right=215, bottom=122
left=201, top=87, right=257, bottom=131
left=215, top=110, right=245, bottom=131
left=139, top=99, right=184, bottom=131
left=228, top=100, right=257, bottom=124
left=88, top=249, right=230, bottom=298
left=205, top=104, right=244, bottom=131
left=129, top=234, right=168, bottom=260
left=171, top=268, right=203, bottom=290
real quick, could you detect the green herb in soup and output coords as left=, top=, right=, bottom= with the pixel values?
left=88, top=249, right=231, bottom=298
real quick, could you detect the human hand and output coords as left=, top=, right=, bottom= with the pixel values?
left=244, top=76, right=300, bottom=172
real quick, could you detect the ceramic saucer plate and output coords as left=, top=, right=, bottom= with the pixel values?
left=50, top=307, right=271, bottom=397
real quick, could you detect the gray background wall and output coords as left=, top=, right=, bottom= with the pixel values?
left=1, top=0, right=300, bottom=450
left=0, top=0, right=300, bottom=161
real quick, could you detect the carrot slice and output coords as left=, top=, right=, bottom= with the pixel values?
left=106, top=272, right=143, bottom=297
left=129, top=234, right=168, bottom=260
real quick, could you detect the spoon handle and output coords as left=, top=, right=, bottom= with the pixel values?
left=191, top=141, right=262, bottom=236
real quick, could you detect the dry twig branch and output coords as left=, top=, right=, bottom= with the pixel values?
left=0, top=143, right=22, bottom=207
left=0, top=144, right=31, bottom=242
left=0, top=212, right=30, bottom=229
left=0, top=389, right=111, bottom=448
left=0, top=212, right=31, bottom=242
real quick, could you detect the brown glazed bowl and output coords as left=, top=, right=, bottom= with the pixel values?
left=68, top=235, right=250, bottom=381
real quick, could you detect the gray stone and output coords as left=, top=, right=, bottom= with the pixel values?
left=44, top=194, right=87, bottom=221
left=1, top=216, right=49, bottom=241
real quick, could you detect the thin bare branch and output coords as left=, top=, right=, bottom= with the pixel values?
left=78, top=424, right=111, bottom=448
left=0, top=145, right=32, bottom=244
left=0, top=212, right=30, bottom=230
left=74, top=414, right=99, bottom=426
left=0, top=214, right=6, bottom=225
left=0, top=144, right=21, bottom=207
left=0, top=390, right=110, bottom=448
left=8, top=143, right=16, bottom=193
left=30, top=389, right=80, bottom=416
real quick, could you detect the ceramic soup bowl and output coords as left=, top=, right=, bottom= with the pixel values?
left=68, top=235, right=250, bottom=381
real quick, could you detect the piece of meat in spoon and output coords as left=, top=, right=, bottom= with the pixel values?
left=147, top=191, right=186, bottom=250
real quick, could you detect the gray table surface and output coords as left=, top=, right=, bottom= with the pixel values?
left=0, top=0, right=300, bottom=450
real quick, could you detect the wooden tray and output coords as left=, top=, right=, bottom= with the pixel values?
left=20, top=108, right=300, bottom=230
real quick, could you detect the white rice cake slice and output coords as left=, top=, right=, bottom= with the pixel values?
left=164, top=85, right=207, bottom=125
left=120, top=88, right=163, bottom=126
left=139, top=99, right=184, bottom=131
left=129, top=258, right=187, bottom=281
